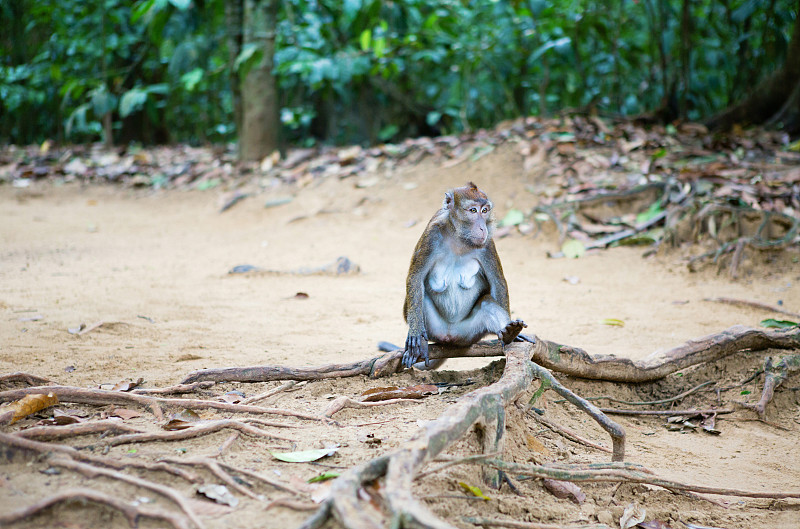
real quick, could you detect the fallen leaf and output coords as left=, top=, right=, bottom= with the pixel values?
left=270, top=447, right=338, bottom=463
left=601, top=318, right=625, bottom=327
left=219, top=390, right=245, bottom=404
left=637, top=521, right=674, bottom=529
left=561, top=239, right=585, bottom=258
left=543, top=478, right=585, bottom=504
left=621, top=502, right=646, bottom=529
left=499, top=208, right=525, bottom=227
left=163, top=409, right=202, bottom=430
left=760, top=318, right=798, bottom=329
left=37, top=412, right=82, bottom=426
left=360, top=384, right=438, bottom=402
left=197, top=484, right=239, bottom=507
left=3, top=393, right=59, bottom=424
left=293, top=292, right=310, bottom=299
left=112, top=378, right=144, bottom=392
left=186, top=497, right=235, bottom=517
left=307, top=471, right=340, bottom=483
left=458, top=481, right=490, bottom=500
left=112, top=408, right=144, bottom=420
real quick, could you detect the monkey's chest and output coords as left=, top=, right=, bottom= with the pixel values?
left=426, top=258, right=486, bottom=322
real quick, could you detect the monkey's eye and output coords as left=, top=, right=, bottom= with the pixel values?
left=481, top=207, right=489, bottom=214
left=469, top=207, right=478, bottom=213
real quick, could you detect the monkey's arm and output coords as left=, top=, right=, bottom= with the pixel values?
left=402, top=231, right=438, bottom=368
left=480, top=241, right=510, bottom=312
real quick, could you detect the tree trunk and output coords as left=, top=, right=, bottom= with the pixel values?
left=225, top=0, right=244, bottom=137
left=240, top=0, right=279, bottom=161
left=706, top=1, right=800, bottom=131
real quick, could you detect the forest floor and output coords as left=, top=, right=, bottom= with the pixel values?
left=1, top=137, right=800, bottom=529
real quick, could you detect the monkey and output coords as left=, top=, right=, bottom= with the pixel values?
left=402, top=182, right=527, bottom=369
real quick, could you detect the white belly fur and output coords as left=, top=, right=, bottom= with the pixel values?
left=426, top=256, right=486, bottom=323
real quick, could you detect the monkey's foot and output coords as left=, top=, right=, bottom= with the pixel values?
left=498, top=319, right=527, bottom=345
left=402, top=333, right=430, bottom=368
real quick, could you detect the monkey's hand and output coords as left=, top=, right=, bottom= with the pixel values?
left=498, top=319, right=527, bottom=345
left=402, top=332, right=429, bottom=368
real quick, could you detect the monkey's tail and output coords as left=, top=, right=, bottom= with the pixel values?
left=515, top=333, right=536, bottom=344
left=377, top=341, right=403, bottom=352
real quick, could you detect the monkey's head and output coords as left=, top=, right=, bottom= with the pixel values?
left=444, top=182, right=494, bottom=247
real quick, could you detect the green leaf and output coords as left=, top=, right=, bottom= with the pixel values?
left=308, top=471, right=340, bottom=483
left=651, top=148, right=667, bottom=159
left=169, top=0, right=191, bottom=9
left=196, top=178, right=221, bottom=191
left=119, top=88, right=148, bottom=118
left=458, top=482, right=490, bottom=500
left=529, top=37, right=571, bottom=63
left=635, top=202, right=664, bottom=224
left=760, top=318, right=798, bottom=329
left=373, top=36, right=386, bottom=58
left=359, top=29, right=372, bottom=52
left=270, top=448, right=338, bottom=463
left=499, top=209, right=524, bottom=227
left=601, top=318, right=625, bottom=327
left=234, top=44, right=263, bottom=80
left=740, top=390, right=751, bottom=396
left=561, top=239, right=585, bottom=259
left=180, top=68, right=204, bottom=92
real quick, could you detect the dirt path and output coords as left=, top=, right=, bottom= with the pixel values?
left=1, top=148, right=799, bottom=528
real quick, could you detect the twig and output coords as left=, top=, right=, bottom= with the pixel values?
left=241, top=381, right=298, bottom=405
left=132, top=381, right=215, bottom=395
left=216, top=461, right=303, bottom=495
left=0, top=431, right=201, bottom=483
left=598, top=408, right=733, bottom=416
left=528, top=412, right=613, bottom=454
left=0, top=385, right=322, bottom=422
left=13, top=419, right=144, bottom=440
left=552, top=381, right=714, bottom=406
left=0, top=487, right=190, bottom=529
left=734, top=354, right=800, bottom=420
left=88, top=418, right=295, bottom=447
left=215, top=431, right=240, bottom=457
left=0, top=372, right=56, bottom=386
left=465, top=517, right=611, bottom=529
left=415, top=452, right=500, bottom=481
left=480, top=458, right=800, bottom=499
left=161, top=456, right=260, bottom=500
left=704, top=297, right=800, bottom=320
left=49, top=456, right=205, bottom=529
left=265, top=498, right=318, bottom=511
left=322, top=396, right=423, bottom=419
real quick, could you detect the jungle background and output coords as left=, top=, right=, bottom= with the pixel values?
left=2, top=2, right=800, bottom=529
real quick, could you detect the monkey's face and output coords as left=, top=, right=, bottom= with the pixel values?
left=452, top=198, right=493, bottom=247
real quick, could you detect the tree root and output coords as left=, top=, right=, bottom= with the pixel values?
left=478, top=459, right=800, bottom=500
left=0, top=372, right=57, bottom=386
left=734, top=353, right=800, bottom=420
left=322, top=396, right=423, bottom=419
left=527, top=412, right=613, bottom=455
left=0, top=385, right=322, bottom=422
left=465, top=518, right=611, bottom=529
left=178, top=325, right=800, bottom=385
left=302, top=345, right=624, bottom=529
left=87, top=418, right=296, bottom=448
left=0, top=487, right=191, bottom=529
left=13, top=419, right=144, bottom=440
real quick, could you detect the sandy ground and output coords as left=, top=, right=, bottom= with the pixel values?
left=1, top=146, right=800, bottom=528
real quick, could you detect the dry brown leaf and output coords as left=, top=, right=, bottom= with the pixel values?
left=360, top=384, right=438, bottom=402
left=112, top=408, right=144, bottom=420
left=112, top=378, right=144, bottom=391
left=4, top=393, right=59, bottom=424
left=543, top=478, right=585, bottom=504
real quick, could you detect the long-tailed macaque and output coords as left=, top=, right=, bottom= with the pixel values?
left=402, top=182, right=526, bottom=368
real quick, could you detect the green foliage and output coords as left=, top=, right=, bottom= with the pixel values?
left=0, top=0, right=796, bottom=145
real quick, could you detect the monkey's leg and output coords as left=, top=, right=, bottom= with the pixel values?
left=455, top=296, right=526, bottom=345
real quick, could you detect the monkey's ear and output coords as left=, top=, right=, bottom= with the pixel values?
left=443, top=191, right=454, bottom=209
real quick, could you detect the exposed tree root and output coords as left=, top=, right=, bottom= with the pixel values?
left=301, top=345, right=624, bottom=529
left=0, top=372, right=56, bottom=386
left=132, top=381, right=216, bottom=395
left=0, top=385, right=322, bottom=422
left=322, top=396, right=423, bottom=419
left=478, top=459, right=800, bottom=500
left=13, top=419, right=144, bottom=440
left=0, top=487, right=191, bottom=529
left=87, top=418, right=296, bottom=448
left=527, top=412, right=613, bottom=455
left=179, top=325, right=800, bottom=385
left=734, top=353, right=800, bottom=420
left=465, top=518, right=611, bottom=529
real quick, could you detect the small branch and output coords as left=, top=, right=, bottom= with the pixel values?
left=132, top=381, right=215, bottom=395
left=528, top=412, right=612, bottom=454
left=322, top=396, right=423, bottom=419
left=598, top=408, right=733, bottom=416
left=217, top=461, right=303, bottom=495
left=241, top=381, right=298, bottom=405
left=49, top=456, right=205, bottom=529
left=89, top=418, right=295, bottom=447
left=0, top=385, right=322, bottom=422
left=555, top=380, right=713, bottom=406
left=415, top=453, right=500, bottom=481
left=481, top=458, right=800, bottom=499
left=465, top=517, right=611, bottom=529
left=705, top=297, right=800, bottom=320
left=161, top=456, right=260, bottom=500
left=13, top=420, right=144, bottom=441
left=0, top=487, right=190, bottom=529
left=734, top=354, right=800, bottom=420
left=0, top=372, right=56, bottom=386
